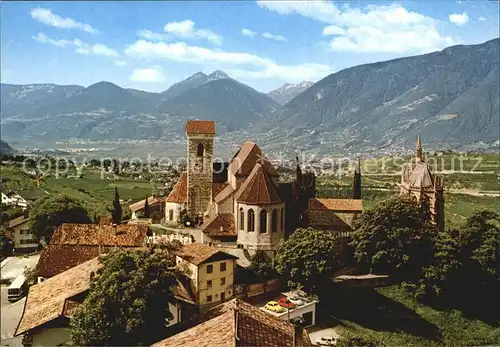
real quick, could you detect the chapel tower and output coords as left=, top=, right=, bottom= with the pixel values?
left=185, top=120, right=215, bottom=221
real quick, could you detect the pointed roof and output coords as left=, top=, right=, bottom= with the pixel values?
left=236, top=164, right=281, bottom=205
left=416, top=134, right=422, bottom=149
left=166, top=173, right=188, bottom=203
left=228, top=141, right=279, bottom=178
left=185, top=120, right=216, bottom=135
left=408, top=162, right=435, bottom=189
left=152, top=298, right=314, bottom=347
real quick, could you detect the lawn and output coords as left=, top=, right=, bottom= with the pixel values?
left=328, top=285, right=499, bottom=347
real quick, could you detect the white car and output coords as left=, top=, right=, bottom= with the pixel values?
left=316, top=336, right=336, bottom=346
left=288, top=296, right=305, bottom=306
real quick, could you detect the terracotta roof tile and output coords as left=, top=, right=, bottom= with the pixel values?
left=201, top=214, right=236, bottom=237
left=15, top=257, right=102, bottom=336
left=214, top=184, right=234, bottom=203
left=212, top=182, right=228, bottom=200
left=185, top=120, right=216, bottom=135
left=176, top=243, right=238, bottom=266
left=166, top=173, right=188, bottom=203
left=152, top=299, right=314, bottom=347
left=228, top=142, right=279, bottom=178
left=129, top=196, right=165, bottom=212
left=98, top=216, right=112, bottom=225
left=236, top=164, right=281, bottom=205
left=407, top=162, right=435, bottom=188
left=173, top=275, right=196, bottom=305
left=36, top=244, right=101, bottom=278
left=50, top=223, right=150, bottom=247
left=8, top=215, right=29, bottom=229
left=308, top=198, right=363, bottom=212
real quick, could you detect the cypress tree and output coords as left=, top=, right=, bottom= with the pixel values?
left=144, top=196, right=150, bottom=218
left=111, top=187, right=122, bottom=224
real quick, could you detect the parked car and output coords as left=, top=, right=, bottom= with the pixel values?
left=316, top=336, right=336, bottom=346
left=278, top=297, right=297, bottom=309
left=265, top=301, right=286, bottom=313
left=288, top=296, right=305, bottom=306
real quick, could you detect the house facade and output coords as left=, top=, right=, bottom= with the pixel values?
left=175, top=243, right=238, bottom=308
left=7, top=215, right=38, bottom=252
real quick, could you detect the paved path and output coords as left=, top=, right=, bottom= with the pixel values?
left=0, top=255, right=40, bottom=281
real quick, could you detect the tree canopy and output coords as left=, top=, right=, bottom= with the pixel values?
left=29, top=194, right=91, bottom=241
left=350, top=196, right=436, bottom=279
left=70, top=249, right=178, bottom=346
left=275, top=227, right=344, bottom=292
left=249, top=250, right=278, bottom=282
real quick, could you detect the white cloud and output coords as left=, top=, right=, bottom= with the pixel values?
left=241, top=28, right=257, bottom=38
left=124, top=39, right=332, bottom=82
left=130, top=66, right=166, bottom=83
left=33, top=32, right=119, bottom=58
left=30, top=8, right=98, bottom=34
left=257, top=1, right=458, bottom=54
left=449, top=12, right=469, bottom=26
left=115, top=60, right=128, bottom=66
left=478, top=16, right=487, bottom=21
left=137, top=29, right=169, bottom=41
left=262, top=32, right=287, bottom=42
left=163, top=19, right=222, bottom=45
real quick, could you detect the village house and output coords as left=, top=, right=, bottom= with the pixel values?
left=1, top=191, right=28, bottom=209
left=15, top=257, right=196, bottom=347
left=6, top=214, right=38, bottom=252
left=400, top=135, right=445, bottom=231
left=165, top=120, right=364, bottom=250
left=35, top=221, right=151, bottom=281
left=175, top=243, right=238, bottom=308
left=152, top=298, right=314, bottom=347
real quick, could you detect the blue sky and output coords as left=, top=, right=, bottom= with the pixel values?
left=1, top=1, right=498, bottom=93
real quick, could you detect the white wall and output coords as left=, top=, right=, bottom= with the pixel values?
left=32, top=327, right=71, bottom=346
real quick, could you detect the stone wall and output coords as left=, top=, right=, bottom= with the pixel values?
left=187, top=135, right=214, bottom=218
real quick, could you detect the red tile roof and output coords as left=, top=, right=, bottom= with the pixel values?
left=36, top=244, right=101, bottom=278
left=50, top=223, right=150, bottom=247
left=15, top=257, right=102, bottom=336
left=308, top=198, right=363, bottom=212
left=152, top=299, right=314, bottom=347
left=176, top=243, right=238, bottom=266
left=236, top=164, right=281, bottom=205
left=166, top=173, right=188, bottom=203
left=214, top=184, right=234, bottom=203
left=129, top=196, right=165, bottom=212
left=185, top=120, right=216, bottom=135
left=212, top=182, right=228, bottom=200
left=201, top=214, right=236, bottom=237
left=228, top=141, right=279, bottom=178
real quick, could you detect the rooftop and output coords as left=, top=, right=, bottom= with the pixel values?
left=308, top=198, right=363, bottom=212
left=8, top=215, right=29, bottom=229
left=129, top=196, right=165, bottom=212
left=201, top=213, right=236, bottom=237
left=166, top=172, right=188, bottom=203
left=152, top=298, right=314, bottom=347
left=175, top=243, right=238, bottom=266
left=50, top=223, right=150, bottom=247
left=185, top=120, right=216, bottom=135
left=236, top=164, right=281, bottom=205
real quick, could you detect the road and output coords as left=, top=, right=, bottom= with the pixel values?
left=1, top=255, right=40, bottom=347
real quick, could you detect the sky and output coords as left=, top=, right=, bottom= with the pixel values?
left=1, top=1, right=499, bottom=93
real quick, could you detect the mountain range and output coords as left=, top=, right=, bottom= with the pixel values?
left=1, top=38, right=499, bottom=154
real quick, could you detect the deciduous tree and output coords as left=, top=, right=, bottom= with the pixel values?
left=70, top=249, right=178, bottom=346
left=29, top=195, right=91, bottom=241
left=275, top=227, right=343, bottom=292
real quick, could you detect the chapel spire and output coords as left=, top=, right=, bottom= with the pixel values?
left=416, top=134, right=423, bottom=162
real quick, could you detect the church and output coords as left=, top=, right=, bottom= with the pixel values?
left=400, top=135, right=445, bottom=232
left=165, top=120, right=363, bottom=250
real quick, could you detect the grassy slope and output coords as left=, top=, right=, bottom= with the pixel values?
left=333, top=286, right=499, bottom=347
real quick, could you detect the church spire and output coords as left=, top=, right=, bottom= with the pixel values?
left=416, top=134, right=423, bottom=162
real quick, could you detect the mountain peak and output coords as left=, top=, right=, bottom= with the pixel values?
left=267, top=81, right=315, bottom=105
left=186, top=72, right=208, bottom=81
left=208, top=70, right=230, bottom=81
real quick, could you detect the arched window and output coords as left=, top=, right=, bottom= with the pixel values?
left=239, top=207, right=245, bottom=231
left=280, top=208, right=284, bottom=231
left=271, top=209, right=278, bottom=232
left=260, top=209, right=267, bottom=233
left=247, top=209, right=255, bottom=232
left=197, top=143, right=204, bottom=157
left=169, top=209, right=174, bottom=221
